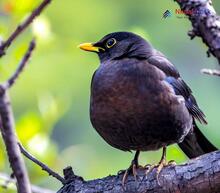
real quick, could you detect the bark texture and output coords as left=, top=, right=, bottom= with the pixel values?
left=57, top=151, right=220, bottom=193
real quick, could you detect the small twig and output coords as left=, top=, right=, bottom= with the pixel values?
left=18, top=143, right=66, bottom=184
left=0, top=172, right=55, bottom=193
left=0, top=0, right=52, bottom=57
left=5, top=39, right=36, bottom=89
left=201, top=68, right=220, bottom=76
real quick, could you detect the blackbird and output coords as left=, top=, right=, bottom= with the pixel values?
left=78, top=32, right=217, bottom=182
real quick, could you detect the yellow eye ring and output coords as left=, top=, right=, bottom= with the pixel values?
left=106, top=38, right=117, bottom=48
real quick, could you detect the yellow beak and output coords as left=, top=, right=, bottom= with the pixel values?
left=78, top=43, right=105, bottom=52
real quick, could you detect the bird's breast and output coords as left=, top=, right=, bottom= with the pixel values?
left=90, top=60, right=191, bottom=151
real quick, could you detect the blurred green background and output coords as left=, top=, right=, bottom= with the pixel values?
left=0, top=0, right=220, bottom=192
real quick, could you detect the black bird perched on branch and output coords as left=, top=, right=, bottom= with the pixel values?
left=78, top=32, right=217, bottom=182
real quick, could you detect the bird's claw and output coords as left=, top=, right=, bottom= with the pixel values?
left=144, top=160, right=166, bottom=186
left=156, top=157, right=167, bottom=183
left=144, top=147, right=176, bottom=185
left=117, top=169, right=126, bottom=175
left=122, top=164, right=136, bottom=188
left=122, top=168, right=129, bottom=189
left=144, top=163, right=157, bottom=176
left=144, top=159, right=176, bottom=186
left=122, top=163, right=142, bottom=190
left=167, top=160, right=177, bottom=166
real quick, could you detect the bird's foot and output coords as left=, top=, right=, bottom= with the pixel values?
left=120, top=150, right=142, bottom=190
left=144, top=163, right=155, bottom=175
left=122, top=162, right=141, bottom=188
left=156, top=156, right=167, bottom=182
left=144, top=159, right=176, bottom=185
left=144, top=147, right=176, bottom=185
left=144, top=161, right=166, bottom=186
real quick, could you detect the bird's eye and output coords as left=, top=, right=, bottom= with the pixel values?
left=106, top=38, right=116, bottom=48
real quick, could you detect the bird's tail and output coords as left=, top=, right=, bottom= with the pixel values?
left=178, top=120, right=217, bottom=159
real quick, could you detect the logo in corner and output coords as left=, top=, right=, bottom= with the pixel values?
left=162, top=10, right=172, bottom=19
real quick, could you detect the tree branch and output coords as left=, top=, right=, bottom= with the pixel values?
left=201, top=68, right=220, bottom=76
left=6, top=39, right=36, bottom=89
left=0, top=172, right=55, bottom=193
left=0, top=0, right=53, bottom=191
left=18, top=143, right=66, bottom=184
left=0, top=40, right=36, bottom=193
left=57, top=150, right=220, bottom=193
left=0, top=0, right=54, bottom=192
left=174, top=0, right=220, bottom=64
left=0, top=0, right=52, bottom=57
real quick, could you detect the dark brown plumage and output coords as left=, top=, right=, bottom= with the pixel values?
left=90, top=58, right=191, bottom=152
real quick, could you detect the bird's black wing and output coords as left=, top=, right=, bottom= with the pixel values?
left=147, top=54, right=217, bottom=158
left=147, top=53, right=180, bottom=78
left=147, top=54, right=206, bottom=124
left=164, top=77, right=207, bottom=124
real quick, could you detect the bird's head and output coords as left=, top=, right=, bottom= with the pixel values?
left=78, top=32, right=154, bottom=63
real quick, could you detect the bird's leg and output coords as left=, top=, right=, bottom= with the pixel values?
left=122, top=150, right=140, bottom=187
left=156, top=146, right=167, bottom=181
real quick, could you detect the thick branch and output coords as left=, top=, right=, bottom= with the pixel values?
left=0, top=40, right=36, bottom=193
left=0, top=90, right=31, bottom=193
left=0, top=0, right=52, bottom=57
left=58, top=150, right=220, bottom=193
left=174, top=0, right=220, bottom=64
